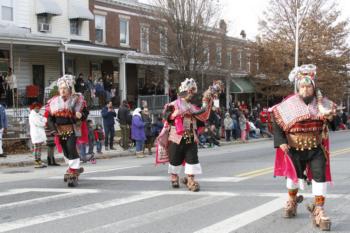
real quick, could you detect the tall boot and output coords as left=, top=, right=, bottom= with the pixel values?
left=307, top=196, right=331, bottom=231
left=47, top=147, right=60, bottom=166
left=181, top=175, right=200, bottom=192
left=283, top=189, right=302, bottom=218
left=47, top=155, right=52, bottom=166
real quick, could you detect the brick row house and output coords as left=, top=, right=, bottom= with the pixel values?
left=0, top=0, right=258, bottom=109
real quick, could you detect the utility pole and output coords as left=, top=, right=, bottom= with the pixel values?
left=294, top=8, right=299, bottom=93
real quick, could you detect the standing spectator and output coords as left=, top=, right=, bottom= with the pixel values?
left=94, top=124, right=104, bottom=154
left=142, top=108, right=153, bottom=155
left=152, top=117, right=164, bottom=138
left=104, top=75, right=113, bottom=101
left=75, top=73, right=87, bottom=94
left=5, top=67, right=17, bottom=107
left=101, top=101, right=116, bottom=150
left=0, top=74, right=4, bottom=99
left=0, top=103, right=8, bottom=157
left=131, top=108, right=145, bottom=158
left=117, top=100, right=131, bottom=150
left=231, top=114, right=238, bottom=140
left=29, top=102, right=47, bottom=168
left=45, top=126, right=60, bottom=166
left=85, top=75, right=95, bottom=108
left=87, top=119, right=95, bottom=156
left=95, top=78, right=105, bottom=107
left=239, top=112, right=247, bottom=143
left=224, top=112, right=233, bottom=141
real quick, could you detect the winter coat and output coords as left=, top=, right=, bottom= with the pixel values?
left=117, top=104, right=131, bottom=125
left=131, top=111, right=145, bottom=141
left=101, top=107, right=116, bottom=127
left=142, top=114, right=152, bottom=137
left=29, top=110, right=47, bottom=144
left=0, top=104, right=7, bottom=129
left=224, top=117, right=233, bottom=130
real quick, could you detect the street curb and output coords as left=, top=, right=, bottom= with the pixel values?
left=0, top=138, right=272, bottom=168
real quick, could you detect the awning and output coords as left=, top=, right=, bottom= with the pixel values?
left=68, top=0, right=94, bottom=20
left=0, top=23, right=65, bottom=47
left=230, top=77, right=255, bottom=93
left=36, top=0, right=62, bottom=15
left=59, top=42, right=127, bottom=58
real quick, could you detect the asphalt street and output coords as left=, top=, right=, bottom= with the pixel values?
left=0, top=131, right=349, bottom=233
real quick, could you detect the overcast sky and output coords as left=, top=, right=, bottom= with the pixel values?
left=139, top=0, right=350, bottom=42
left=220, top=0, right=350, bottom=41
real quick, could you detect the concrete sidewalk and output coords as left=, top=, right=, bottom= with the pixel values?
left=0, top=138, right=271, bottom=168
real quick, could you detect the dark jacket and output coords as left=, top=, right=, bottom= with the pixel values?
left=142, top=114, right=152, bottom=137
left=0, top=104, right=8, bottom=129
left=118, top=105, right=131, bottom=125
left=101, top=107, right=116, bottom=127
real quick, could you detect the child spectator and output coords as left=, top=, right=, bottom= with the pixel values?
left=224, top=113, right=233, bottom=141
left=29, top=102, right=47, bottom=168
left=94, top=124, right=104, bottom=154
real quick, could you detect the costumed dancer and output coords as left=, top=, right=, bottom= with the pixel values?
left=156, top=78, right=223, bottom=192
left=45, top=75, right=89, bottom=187
left=272, top=64, right=336, bottom=231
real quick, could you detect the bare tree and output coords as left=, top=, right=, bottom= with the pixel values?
left=257, top=0, right=350, bottom=102
left=151, top=0, right=222, bottom=79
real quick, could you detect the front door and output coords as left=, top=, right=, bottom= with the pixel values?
left=32, top=65, right=45, bottom=103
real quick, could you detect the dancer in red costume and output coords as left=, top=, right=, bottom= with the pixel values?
left=156, top=78, right=223, bottom=192
left=45, top=75, right=89, bottom=187
left=272, top=64, right=336, bottom=231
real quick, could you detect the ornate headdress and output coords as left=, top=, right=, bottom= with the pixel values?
left=288, top=64, right=316, bottom=88
left=57, top=75, right=75, bottom=90
left=179, top=78, right=197, bottom=94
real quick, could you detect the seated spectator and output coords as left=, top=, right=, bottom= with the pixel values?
left=199, top=125, right=220, bottom=147
left=248, top=121, right=260, bottom=139
left=255, top=118, right=272, bottom=138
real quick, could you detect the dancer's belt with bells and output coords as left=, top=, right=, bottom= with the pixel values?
left=286, top=132, right=322, bottom=151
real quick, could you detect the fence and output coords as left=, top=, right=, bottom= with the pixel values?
left=137, top=95, right=169, bottom=114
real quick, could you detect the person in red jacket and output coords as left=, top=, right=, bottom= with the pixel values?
left=94, top=124, right=105, bottom=154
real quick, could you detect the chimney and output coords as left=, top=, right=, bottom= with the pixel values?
left=219, top=19, right=227, bottom=33
left=240, top=30, right=246, bottom=39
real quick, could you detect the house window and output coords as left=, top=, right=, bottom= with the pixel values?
left=140, top=26, right=149, bottom=53
left=95, top=15, right=105, bottom=43
left=160, top=28, right=167, bottom=54
left=1, top=0, right=13, bottom=21
left=227, top=51, right=232, bottom=66
left=70, top=19, right=80, bottom=35
left=216, top=46, right=222, bottom=66
left=37, top=14, right=50, bottom=32
left=120, top=19, right=129, bottom=45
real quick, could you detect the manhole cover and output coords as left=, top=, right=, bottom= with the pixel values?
left=3, top=170, right=32, bottom=174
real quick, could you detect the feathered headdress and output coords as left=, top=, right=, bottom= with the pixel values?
left=288, top=64, right=317, bottom=88
left=179, top=78, right=197, bottom=94
left=57, top=75, right=75, bottom=90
